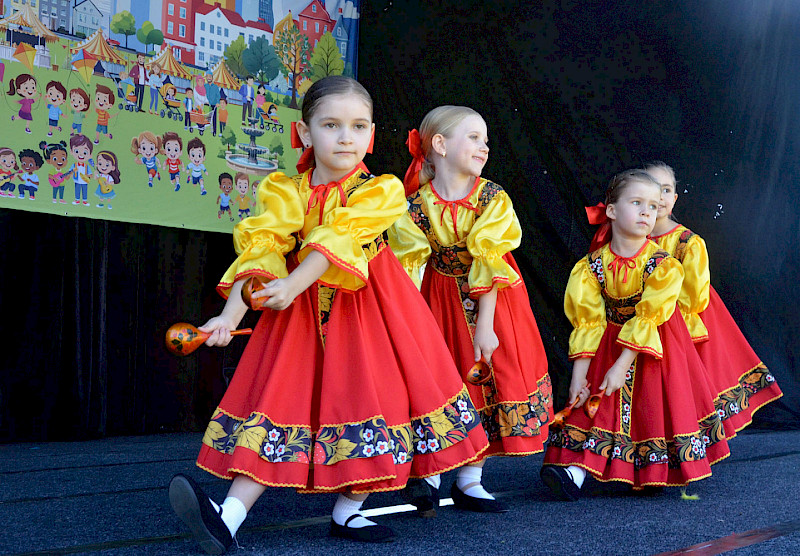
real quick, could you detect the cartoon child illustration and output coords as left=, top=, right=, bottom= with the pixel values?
left=94, top=85, right=116, bottom=144
left=217, top=172, right=234, bottom=221
left=0, top=148, right=19, bottom=198
left=182, top=87, right=194, bottom=130
left=95, top=150, right=121, bottom=209
left=8, top=74, right=41, bottom=133
left=131, top=131, right=163, bottom=187
left=217, top=98, right=228, bottom=133
left=39, top=140, right=70, bottom=203
left=68, top=133, right=94, bottom=206
left=69, top=88, right=91, bottom=136
left=17, top=148, right=43, bottom=200
left=186, top=137, right=208, bottom=195
left=234, top=171, right=251, bottom=220
left=45, top=81, right=67, bottom=136
left=251, top=178, right=260, bottom=210
left=162, top=132, right=183, bottom=192
left=164, top=84, right=178, bottom=102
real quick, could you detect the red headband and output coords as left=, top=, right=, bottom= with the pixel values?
left=402, top=129, right=424, bottom=197
left=585, top=202, right=611, bottom=252
left=290, top=121, right=375, bottom=175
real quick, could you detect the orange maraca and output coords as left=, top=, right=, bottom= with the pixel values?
left=241, top=276, right=271, bottom=310
left=551, top=383, right=592, bottom=429
left=165, top=322, right=253, bottom=356
left=583, top=389, right=606, bottom=419
left=465, top=358, right=491, bottom=385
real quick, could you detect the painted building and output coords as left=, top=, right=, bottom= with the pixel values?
left=331, top=14, right=347, bottom=57
left=194, top=2, right=272, bottom=67
left=73, top=0, right=103, bottom=37
left=37, top=0, right=71, bottom=31
left=161, top=0, right=198, bottom=62
left=296, top=0, right=333, bottom=49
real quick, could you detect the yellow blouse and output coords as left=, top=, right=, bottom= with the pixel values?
left=389, top=178, right=522, bottom=293
left=564, top=241, right=684, bottom=360
left=650, top=223, right=710, bottom=341
left=218, top=169, right=406, bottom=296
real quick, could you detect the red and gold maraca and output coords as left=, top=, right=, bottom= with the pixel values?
left=465, top=358, right=492, bottom=385
left=241, top=276, right=271, bottom=310
left=165, top=322, right=253, bottom=356
left=583, top=388, right=606, bottom=419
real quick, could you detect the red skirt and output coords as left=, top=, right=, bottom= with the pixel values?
left=420, top=253, right=553, bottom=459
left=197, top=247, right=489, bottom=493
left=696, top=286, right=783, bottom=435
left=544, top=310, right=731, bottom=488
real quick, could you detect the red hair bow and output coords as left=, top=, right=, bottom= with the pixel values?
left=585, top=202, right=612, bottom=252
left=403, top=129, right=424, bottom=197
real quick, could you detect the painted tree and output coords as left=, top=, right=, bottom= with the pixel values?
left=110, top=11, right=136, bottom=49
left=242, top=37, right=281, bottom=85
left=309, top=32, right=344, bottom=81
left=274, top=25, right=310, bottom=109
left=224, top=35, right=248, bottom=78
left=136, top=22, right=164, bottom=54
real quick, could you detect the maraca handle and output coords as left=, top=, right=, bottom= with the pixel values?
left=230, top=328, right=253, bottom=336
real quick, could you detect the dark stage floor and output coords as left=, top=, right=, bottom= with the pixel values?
left=2, top=429, right=799, bottom=555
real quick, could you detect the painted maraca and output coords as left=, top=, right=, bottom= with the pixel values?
left=241, top=276, right=271, bottom=310
left=583, top=389, right=606, bottom=419
left=165, top=322, right=252, bottom=356
left=465, top=358, right=491, bottom=385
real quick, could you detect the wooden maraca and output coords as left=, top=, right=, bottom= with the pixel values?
left=165, top=322, right=252, bottom=356
left=241, top=276, right=271, bottom=310
left=465, top=358, right=491, bottom=385
left=551, top=382, right=593, bottom=429
left=583, top=389, right=606, bottom=419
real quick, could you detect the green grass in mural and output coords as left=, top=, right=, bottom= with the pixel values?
left=0, top=39, right=300, bottom=234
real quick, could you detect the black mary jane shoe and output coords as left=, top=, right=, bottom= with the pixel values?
left=330, top=514, right=396, bottom=543
left=540, top=465, right=581, bottom=502
left=401, top=478, right=440, bottom=517
left=450, top=483, right=509, bottom=513
left=169, top=473, right=233, bottom=555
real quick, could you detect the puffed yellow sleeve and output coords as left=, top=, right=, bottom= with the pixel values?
left=300, top=174, right=406, bottom=291
left=216, top=172, right=305, bottom=298
left=564, top=259, right=607, bottom=359
left=466, top=191, right=522, bottom=295
left=617, top=257, right=684, bottom=358
left=678, top=236, right=710, bottom=341
left=388, top=210, right=431, bottom=288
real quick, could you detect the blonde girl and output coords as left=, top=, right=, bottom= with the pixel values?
left=131, top=131, right=163, bottom=187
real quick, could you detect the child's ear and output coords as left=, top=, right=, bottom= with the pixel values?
left=606, top=203, right=616, bottom=221
left=295, top=120, right=311, bottom=148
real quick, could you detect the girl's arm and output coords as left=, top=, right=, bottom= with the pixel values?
left=199, top=279, right=250, bottom=347
left=569, top=357, right=592, bottom=408
left=254, top=249, right=331, bottom=310
left=599, top=348, right=636, bottom=395
left=473, top=283, right=499, bottom=363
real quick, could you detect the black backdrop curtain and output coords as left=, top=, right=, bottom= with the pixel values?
left=1, top=0, right=797, bottom=442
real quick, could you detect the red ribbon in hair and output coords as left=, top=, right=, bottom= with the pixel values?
left=585, top=202, right=612, bottom=252
left=291, top=121, right=374, bottom=175
left=403, top=129, right=424, bottom=197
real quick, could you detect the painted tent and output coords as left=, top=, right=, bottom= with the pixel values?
left=148, top=45, right=192, bottom=90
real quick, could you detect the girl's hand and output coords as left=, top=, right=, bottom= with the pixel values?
left=473, top=324, right=499, bottom=365
left=599, top=361, right=628, bottom=395
left=198, top=315, right=240, bottom=347
left=568, top=358, right=591, bottom=407
left=257, top=277, right=299, bottom=311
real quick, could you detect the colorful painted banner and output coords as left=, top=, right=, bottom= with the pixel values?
left=0, top=0, right=361, bottom=233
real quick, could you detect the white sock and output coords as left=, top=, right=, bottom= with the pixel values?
left=565, top=466, right=587, bottom=488
left=331, top=495, right=376, bottom=528
left=424, top=474, right=441, bottom=489
left=456, top=466, right=495, bottom=500
left=220, top=497, right=248, bottom=537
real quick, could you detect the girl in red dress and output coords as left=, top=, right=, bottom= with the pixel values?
left=390, top=106, right=553, bottom=513
left=542, top=170, right=732, bottom=500
left=646, top=161, right=782, bottom=436
left=168, top=77, right=488, bottom=553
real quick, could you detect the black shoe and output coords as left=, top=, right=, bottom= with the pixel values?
left=400, top=478, right=439, bottom=517
left=169, top=473, right=233, bottom=554
left=540, top=465, right=581, bottom=501
left=330, top=515, right=395, bottom=543
left=450, top=482, right=508, bottom=513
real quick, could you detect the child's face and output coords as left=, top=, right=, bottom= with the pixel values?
left=220, top=178, right=233, bottom=194
left=165, top=140, right=181, bottom=160
left=72, top=145, right=91, bottom=162
left=71, top=92, right=87, bottom=110
left=47, top=87, right=65, bottom=105
left=647, top=166, right=679, bottom=221
left=48, top=150, right=68, bottom=170
left=189, top=147, right=205, bottom=164
left=0, top=153, right=16, bottom=170
left=168, top=87, right=176, bottom=96
left=438, top=114, right=489, bottom=179
left=607, top=181, right=660, bottom=239
left=19, top=79, right=37, bottom=98
left=235, top=178, right=249, bottom=195
left=298, top=94, right=374, bottom=178
left=251, top=182, right=258, bottom=198
left=20, top=156, right=38, bottom=172
left=139, top=139, right=157, bottom=157
left=219, top=99, right=226, bottom=107
left=95, top=91, right=110, bottom=109
left=97, top=156, right=115, bottom=174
